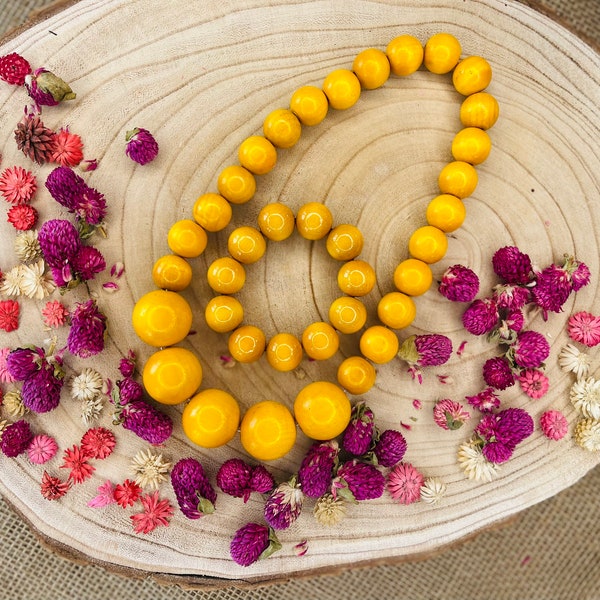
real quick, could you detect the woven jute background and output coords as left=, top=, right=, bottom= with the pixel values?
left=1, top=1, right=599, bottom=599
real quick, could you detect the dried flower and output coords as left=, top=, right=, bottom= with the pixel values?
left=1, top=419, right=33, bottom=457
left=130, top=448, right=172, bottom=490
left=457, top=439, right=499, bottom=482
left=125, top=128, right=159, bottom=165
left=333, top=460, right=385, bottom=502
left=45, top=166, right=86, bottom=210
left=517, top=369, right=549, bottom=399
left=298, top=441, right=339, bottom=498
left=114, top=479, right=143, bottom=507
left=0, top=265, right=24, bottom=297
left=216, top=458, right=254, bottom=501
left=574, top=418, right=600, bottom=452
left=81, top=427, right=116, bottom=459
left=373, top=429, right=407, bottom=467
left=81, top=395, right=104, bottom=426
left=558, top=344, right=590, bottom=380
left=19, top=260, right=55, bottom=299
left=117, top=377, right=144, bottom=404
left=25, top=67, right=76, bottom=106
left=438, top=264, right=479, bottom=302
left=540, top=410, right=568, bottom=441
left=433, top=398, right=471, bottom=430
left=495, top=407, right=534, bottom=447
left=61, top=444, right=95, bottom=484
left=492, top=284, right=530, bottom=311
left=38, top=219, right=81, bottom=278
left=230, top=523, right=281, bottom=567
left=14, top=114, right=55, bottom=164
left=5, top=347, right=43, bottom=380
left=72, top=246, right=106, bottom=281
left=398, top=334, right=453, bottom=382
left=42, top=300, right=69, bottom=328
left=249, top=465, right=275, bottom=495
left=264, top=478, right=304, bottom=530
left=118, top=351, right=136, bottom=378
left=120, top=399, right=173, bottom=445
left=509, top=330, right=550, bottom=369
left=41, top=471, right=71, bottom=500
left=3, top=389, right=27, bottom=418
left=14, top=230, right=42, bottom=263
left=7, top=204, right=37, bottom=231
left=131, top=491, right=174, bottom=534
left=0, top=165, right=37, bottom=204
left=420, top=477, right=447, bottom=505
left=387, top=462, right=425, bottom=504
left=462, top=298, right=499, bottom=336
left=341, top=403, right=375, bottom=456
left=465, top=387, right=501, bottom=413
left=531, top=262, right=572, bottom=314
left=0, top=53, right=32, bottom=85
left=50, top=128, right=84, bottom=167
left=313, top=493, right=347, bottom=526
left=570, top=378, right=600, bottom=419
left=21, top=360, right=63, bottom=413
left=170, top=458, right=216, bottom=519
left=0, top=348, right=15, bottom=384
left=67, top=299, right=107, bottom=358
left=483, top=356, right=515, bottom=390
left=492, top=246, right=533, bottom=284
left=567, top=311, right=600, bottom=347
left=570, top=259, right=591, bottom=292
left=482, top=441, right=514, bottom=464
left=70, top=368, right=103, bottom=402
left=28, top=434, right=58, bottom=464
left=87, top=480, right=117, bottom=508
left=74, top=186, right=107, bottom=227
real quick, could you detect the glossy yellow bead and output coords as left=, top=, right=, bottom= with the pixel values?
left=408, top=225, right=448, bottom=264
left=238, top=135, right=278, bottom=175
left=227, top=226, right=267, bottom=264
left=192, top=192, right=232, bottom=232
left=228, top=325, right=266, bottom=363
left=352, top=48, right=390, bottom=90
left=263, top=108, right=302, bottom=149
left=377, top=291, right=417, bottom=329
left=143, top=347, right=202, bottom=405
left=438, top=160, right=478, bottom=199
left=322, top=69, right=361, bottom=110
left=240, top=400, right=297, bottom=461
left=393, top=258, right=433, bottom=296
left=167, top=219, right=207, bottom=258
left=302, top=321, right=339, bottom=361
left=257, top=202, right=295, bottom=241
left=386, top=34, right=424, bottom=76
left=206, top=257, right=246, bottom=294
left=217, top=165, right=256, bottom=204
left=132, top=289, right=193, bottom=347
left=204, top=295, right=244, bottom=333
left=326, top=224, right=364, bottom=261
left=182, top=389, right=240, bottom=449
left=337, top=356, right=377, bottom=395
left=451, top=127, right=492, bottom=165
left=290, top=85, right=329, bottom=126
left=296, top=202, right=333, bottom=240
left=337, top=260, right=376, bottom=297
left=453, top=56, right=492, bottom=96
left=152, top=254, right=192, bottom=291
left=266, top=333, right=303, bottom=372
left=424, top=32, right=462, bottom=74
left=360, top=325, right=399, bottom=364
left=294, top=381, right=351, bottom=440
left=426, top=194, right=466, bottom=233
left=460, top=92, right=500, bottom=130
left=328, top=296, right=368, bottom=334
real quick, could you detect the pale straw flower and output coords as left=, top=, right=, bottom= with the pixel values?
left=558, top=344, right=591, bottom=380
left=0, top=265, right=25, bottom=296
left=71, top=368, right=104, bottom=402
left=570, top=377, right=600, bottom=419
left=574, top=418, right=600, bottom=452
left=130, top=448, right=172, bottom=490
left=457, top=439, right=499, bottom=482
left=420, top=477, right=447, bottom=505
left=81, top=396, right=104, bottom=426
left=19, top=260, right=56, bottom=299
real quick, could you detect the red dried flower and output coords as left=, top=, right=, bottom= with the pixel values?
left=7, top=204, right=37, bottom=231
left=387, top=462, right=424, bottom=505
left=41, top=300, right=69, bottom=328
left=0, top=53, right=31, bottom=85
left=482, top=356, right=515, bottom=390
left=567, top=311, right=600, bottom=347
left=0, top=300, right=20, bottom=332
left=0, top=166, right=37, bottom=204
left=131, top=491, right=174, bottom=534
left=50, top=128, right=84, bottom=167
left=114, top=479, right=143, bottom=508
left=80, top=427, right=116, bottom=459
left=60, top=444, right=95, bottom=484
left=41, top=471, right=71, bottom=500
left=125, top=128, right=159, bottom=165
left=433, top=399, right=471, bottom=430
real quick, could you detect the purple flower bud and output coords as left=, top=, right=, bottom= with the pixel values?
left=117, top=377, right=143, bottom=405
left=45, top=166, right=87, bottom=211
left=492, top=284, right=530, bottom=310
left=413, top=334, right=453, bottom=366
left=121, top=399, right=173, bottom=445
left=21, top=361, right=63, bottom=413
left=216, top=458, right=253, bottom=501
left=264, top=479, right=304, bottom=530
left=298, top=441, right=339, bottom=498
left=492, top=246, right=533, bottom=284
left=249, top=465, right=275, bottom=495
left=482, top=441, right=514, bottom=464
left=230, top=523, right=281, bottom=567
left=510, top=330, right=550, bottom=369
left=438, top=264, right=480, bottom=302
left=462, top=298, right=499, bottom=335
left=1, top=420, right=33, bottom=457
left=373, top=429, right=407, bottom=467
left=171, top=457, right=216, bottom=519
left=6, top=347, right=43, bottom=380
left=334, top=460, right=385, bottom=501
left=482, top=356, right=515, bottom=390
left=25, top=67, right=75, bottom=106
left=495, top=407, right=534, bottom=446
left=67, top=299, right=107, bottom=358
left=38, top=219, right=81, bottom=270
left=72, top=246, right=106, bottom=281
left=125, top=128, right=159, bottom=165
left=341, top=403, right=375, bottom=456
left=532, top=264, right=571, bottom=314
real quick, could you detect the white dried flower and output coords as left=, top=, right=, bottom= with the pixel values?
left=420, top=477, right=447, bottom=505
left=574, top=418, right=600, bottom=452
left=19, top=260, right=55, bottom=299
left=81, top=396, right=104, bottom=426
left=313, top=493, right=346, bottom=526
left=570, top=377, right=600, bottom=419
left=0, top=265, right=25, bottom=296
left=71, top=368, right=104, bottom=402
left=457, top=439, right=499, bottom=483
left=3, top=390, right=28, bottom=418
left=14, top=229, right=41, bottom=263
left=558, top=344, right=591, bottom=380
left=130, top=448, right=172, bottom=490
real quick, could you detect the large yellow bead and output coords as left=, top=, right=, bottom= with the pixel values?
left=393, top=258, right=433, bottom=296
left=322, top=69, right=361, bottom=110
left=266, top=333, right=303, bottom=372
left=451, top=127, right=492, bottom=165
left=228, top=325, right=266, bottom=363
left=263, top=108, right=302, bottom=148
left=152, top=254, right=192, bottom=291
left=386, top=34, right=424, bottom=76
left=408, top=225, right=448, bottom=264
left=352, top=48, right=390, bottom=90
left=438, top=161, right=478, bottom=198
left=328, top=296, right=367, bottom=334
left=257, top=202, right=295, bottom=241
left=290, top=85, right=329, bottom=126
left=460, top=92, right=500, bottom=130
left=423, top=32, right=462, bottom=74
left=426, top=194, right=466, bottom=232
left=453, top=56, right=492, bottom=96
left=337, top=356, right=376, bottom=395
left=360, top=325, right=399, bottom=364
left=326, top=224, right=364, bottom=261
left=167, top=219, right=207, bottom=258
left=227, top=226, right=267, bottom=264
left=296, top=202, right=333, bottom=240
left=302, top=321, right=340, bottom=361
left=206, top=257, right=246, bottom=294
left=377, top=291, right=416, bottom=329
left=192, top=192, right=232, bottom=232
left=204, top=295, right=244, bottom=333
left=337, top=260, right=376, bottom=297
left=217, top=165, right=256, bottom=204
left=238, top=135, right=278, bottom=175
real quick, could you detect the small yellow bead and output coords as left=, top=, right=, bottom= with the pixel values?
left=228, top=325, right=266, bottom=363
left=386, top=34, right=424, bottom=76
left=409, top=225, right=448, bottom=264
left=152, top=254, right=193, bottom=291
left=451, top=127, right=492, bottom=165
left=192, top=193, right=232, bottom=232
left=326, top=224, right=364, bottom=261
left=393, top=258, right=433, bottom=296
left=257, top=202, right=295, bottom=241
left=360, top=325, right=399, bottom=364
left=352, top=48, right=391, bottom=90
left=302, top=321, right=340, bottom=361
left=337, top=260, right=376, bottom=297
left=328, top=296, right=368, bottom=334
left=167, top=219, right=207, bottom=258
left=204, top=295, right=244, bottom=333
left=238, top=135, right=278, bottom=175
left=266, top=333, right=303, bottom=372
left=337, top=356, right=377, bottom=395
left=296, top=202, right=333, bottom=240
left=206, top=257, right=246, bottom=294
left=452, top=56, right=492, bottom=96
left=424, top=32, right=462, bottom=74
left=377, top=291, right=416, bottom=329
left=263, top=108, right=302, bottom=148
left=426, top=194, right=466, bottom=233
left=460, top=92, right=500, bottom=130
left=438, top=160, right=478, bottom=199
left=217, top=165, right=256, bottom=204
left=322, top=69, right=361, bottom=110
left=290, top=85, right=329, bottom=126
left=228, top=226, right=267, bottom=264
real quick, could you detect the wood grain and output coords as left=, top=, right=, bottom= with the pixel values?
left=0, top=0, right=599, bottom=585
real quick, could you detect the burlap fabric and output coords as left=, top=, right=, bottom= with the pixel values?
left=0, top=1, right=599, bottom=599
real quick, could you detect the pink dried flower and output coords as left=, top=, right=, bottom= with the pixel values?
left=532, top=263, right=572, bottom=314
left=125, top=128, right=159, bottom=165
left=0, top=300, right=20, bottom=332
left=1, top=420, right=33, bottom=457
left=87, top=480, right=116, bottom=508
left=540, top=410, right=568, bottom=440
left=230, top=523, right=281, bottom=567
left=264, top=478, right=304, bottom=530
left=50, top=128, right=84, bottom=167
left=510, top=330, right=550, bottom=369
left=433, top=399, right=471, bottom=430
left=0, top=347, right=16, bottom=383
left=373, top=429, right=407, bottom=467
left=80, top=427, right=116, bottom=459
left=482, top=356, right=515, bottom=390
left=492, top=246, right=533, bottom=284
left=21, top=360, right=63, bottom=413
left=216, top=458, right=254, bottom=501
left=298, top=441, right=339, bottom=498
left=567, top=311, right=600, bottom=347
left=41, top=300, right=68, bottom=328
left=387, top=462, right=424, bottom=505
left=121, top=399, right=173, bottom=445
left=518, top=369, right=549, bottom=399
left=67, top=299, right=107, bottom=358
left=341, top=402, right=375, bottom=456
left=27, top=434, right=58, bottom=464
left=492, top=284, right=530, bottom=310
left=41, top=471, right=71, bottom=500
left=466, top=387, right=501, bottom=413
left=114, top=479, right=142, bottom=508
left=131, top=491, right=174, bottom=534
left=0, top=166, right=37, bottom=204
left=0, top=53, right=32, bottom=85
left=438, top=264, right=479, bottom=302
left=170, top=458, right=216, bottom=519
left=249, top=465, right=275, bottom=495
left=333, top=460, right=385, bottom=502
left=61, top=444, right=95, bottom=484
left=25, top=67, right=76, bottom=106
left=7, top=204, right=37, bottom=231
left=462, top=298, right=499, bottom=336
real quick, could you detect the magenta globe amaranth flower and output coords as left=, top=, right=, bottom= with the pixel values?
left=121, top=399, right=173, bottom=445
left=465, top=387, right=501, bottom=413
left=6, top=346, right=44, bottom=380
left=38, top=218, right=81, bottom=271
left=1, top=420, right=33, bottom=457
left=170, top=457, right=216, bottom=519
left=438, top=264, right=479, bottom=302
left=373, top=429, right=407, bottom=467
left=45, top=166, right=87, bottom=211
left=125, top=128, right=159, bottom=165
left=230, top=523, right=281, bottom=567
left=433, top=399, right=471, bottom=430
left=21, top=361, right=63, bottom=413
left=462, top=298, right=499, bottom=336
left=342, top=403, right=375, bottom=456
left=492, top=246, right=533, bottom=284
left=482, top=356, right=515, bottom=390
left=67, top=299, right=107, bottom=358
left=216, top=458, right=254, bottom=501
left=264, top=478, right=304, bottom=530
left=298, top=441, right=339, bottom=498
left=333, top=460, right=385, bottom=502
left=510, top=330, right=550, bottom=369
left=532, top=263, right=572, bottom=314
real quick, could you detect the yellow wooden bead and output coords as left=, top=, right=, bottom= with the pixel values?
left=302, top=321, right=340, bottom=361
left=257, top=202, right=295, bottom=241
left=167, top=219, right=207, bottom=258
left=426, top=194, right=466, bottom=233
left=337, top=356, right=377, bottom=395
left=451, top=127, right=492, bottom=165
left=192, top=192, right=232, bottom=232
left=263, top=108, right=302, bottom=148
left=204, top=295, right=244, bottom=333
left=352, top=48, right=391, bottom=90
left=452, top=55, right=492, bottom=96
left=460, top=92, right=500, bottom=130
left=386, top=34, right=424, bottom=76
left=424, top=32, right=462, bottom=74
left=377, top=291, right=417, bottom=329
left=393, top=258, right=433, bottom=296
left=266, top=333, right=303, bottom=372
left=207, top=257, right=246, bottom=294
left=360, top=325, right=399, bottom=364
left=438, top=160, right=478, bottom=198
left=238, top=135, right=278, bottom=175
left=326, top=224, right=364, bottom=261
left=290, top=85, right=329, bottom=126
left=132, top=289, right=193, bottom=347
left=328, top=296, right=367, bottom=334
left=228, top=325, right=266, bottom=363
left=152, top=254, right=192, bottom=291
left=228, top=226, right=267, bottom=264
left=322, top=69, right=361, bottom=110
left=143, top=347, right=202, bottom=405
left=217, top=165, right=256, bottom=204
left=337, top=260, right=376, bottom=297
left=408, top=225, right=448, bottom=264
left=296, top=202, right=333, bottom=240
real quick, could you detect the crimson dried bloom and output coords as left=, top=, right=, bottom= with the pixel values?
left=121, top=399, right=173, bottom=445
left=341, top=402, right=374, bottom=456
left=466, top=387, right=501, bottom=413
left=7, top=204, right=37, bottom=231
left=0, top=166, right=37, bottom=204
left=41, top=300, right=68, bottom=328
left=131, top=491, right=174, bottom=534
left=50, top=128, right=84, bottom=167
left=482, top=356, right=515, bottom=390
left=170, top=457, right=216, bottom=519
left=492, top=246, right=533, bottom=284
left=1, top=419, right=33, bottom=457
left=230, top=523, right=281, bottom=567
left=80, top=427, right=116, bottom=459
left=298, top=441, right=339, bottom=498
left=72, top=246, right=106, bottom=281
left=27, top=434, right=58, bottom=464
left=14, top=114, right=55, bottom=164
left=518, top=369, right=549, bottom=399
left=21, top=361, right=63, bottom=413
left=373, top=429, right=407, bottom=467
left=567, top=311, right=600, bottom=347
left=41, top=471, right=71, bottom=500
left=532, top=263, right=572, bottom=314
left=462, top=298, right=499, bottom=336
left=61, top=444, right=95, bottom=484
left=125, top=128, right=159, bottom=165
left=67, top=299, right=107, bottom=358
left=510, top=330, right=550, bottom=369
left=333, top=460, right=385, bottom=502
left=0, top=53, right=32, bottom=85
left=216, top=458, right=254, bottom=501
left=438, top=264, right=479, bottom=302
left=264, top=479, right=304, bottom=530
left=114, top=479, right=142, bottom=508
left=433, top=399, right=471, bottom=430
left=0, top=300, right=20, bottom=332
left=387, top=462, right=424, bottom=505
left=540, top=410, right=568, bottom=440
left=482, top=441, right=514, bottom=464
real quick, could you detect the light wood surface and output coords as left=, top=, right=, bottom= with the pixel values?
left=0, top=0, right=599, bottom=585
